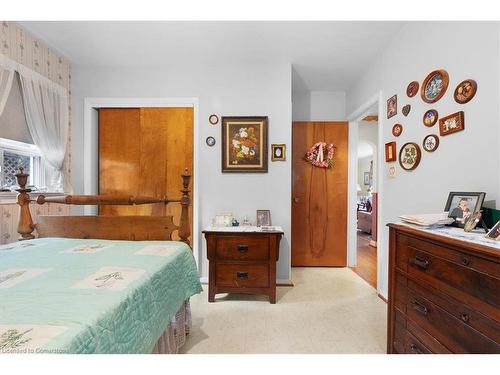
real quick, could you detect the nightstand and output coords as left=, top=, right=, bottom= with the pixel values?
left=203, top=227, right=283, bottom=304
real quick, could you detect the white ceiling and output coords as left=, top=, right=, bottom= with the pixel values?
left=20, top=21, right=405, bottom=91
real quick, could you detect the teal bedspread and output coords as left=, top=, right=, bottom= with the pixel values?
left=0, top=238, right=202, bottom=354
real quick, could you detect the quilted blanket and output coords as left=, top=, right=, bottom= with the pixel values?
left=0, top=238, right=202, bottom=354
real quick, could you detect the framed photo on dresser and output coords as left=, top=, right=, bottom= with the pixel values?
left=444, top=192, right=486, bottom=227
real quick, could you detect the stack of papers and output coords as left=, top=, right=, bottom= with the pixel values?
left=399, top=213, right=455, bottom=227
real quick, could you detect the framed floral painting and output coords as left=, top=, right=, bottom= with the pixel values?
left=221, top=116, right=268, bottom=173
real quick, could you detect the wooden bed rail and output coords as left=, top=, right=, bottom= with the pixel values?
left=15, top=167, right=192, bottom=244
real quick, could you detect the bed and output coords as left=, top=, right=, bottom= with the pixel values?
left=0, top=168, right=202, bottom=354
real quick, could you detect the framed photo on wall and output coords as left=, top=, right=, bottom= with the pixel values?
left=363, top=172, right=370, bottom=186
left=385, top=142, right=396, bottom=162
left=221, top=116, right=268, bottom=173
left=271, top=144, right=286, bottom=161
left=386, top=95, right=397, bottom=119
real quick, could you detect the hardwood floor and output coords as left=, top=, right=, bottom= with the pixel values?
left=351, top=231, right=377, bottom=289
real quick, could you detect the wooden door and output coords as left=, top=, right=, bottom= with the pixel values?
left=292, top=121, right=348, bottom=266
left=98, top=107, right=193, bottom=240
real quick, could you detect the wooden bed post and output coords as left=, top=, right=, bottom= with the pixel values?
left=15, top=167, right=35, bottom=240
left=178, top=168, right=192, bottom=246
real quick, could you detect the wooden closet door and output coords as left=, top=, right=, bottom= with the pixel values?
left=98, top=107, right=193, bottom=240
left=291, top=121, right=348, bottom=266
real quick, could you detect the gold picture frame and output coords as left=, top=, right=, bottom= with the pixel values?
left=271, top=144, right=286, bottom=161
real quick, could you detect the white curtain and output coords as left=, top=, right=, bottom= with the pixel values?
left=17, top=64, right=69, bottom=192
left=0, top=54, right=15, bottom=116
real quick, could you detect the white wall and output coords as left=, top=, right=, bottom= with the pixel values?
left=71, top=63, right=293, bottom=281
left=347, top=22, right=500, bottom=298
left=292, top=91, right=346, bottom=120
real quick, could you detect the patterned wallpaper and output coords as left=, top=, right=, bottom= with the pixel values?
left=0, top=21, right=72, bottom=186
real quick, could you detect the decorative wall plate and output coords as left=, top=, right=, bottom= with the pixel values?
left=439, top=111, right=465, bottom=136
left=422, top=134, right=440, bottom=152
left=399, top=142, right=421, bottom=171
left=454, top=79, right=477, bottom=104
left=206, top=136, right=216, bottom=146
left=406, top=81, right=419, bottom=97
left=421, top=69, right=449, bottom=103
left=392, top=124, right=403, bottom=137
left=402, top=104, right=411, bottom=117
left=209, top=114, right=219, bottom=125
left=423, top=109, right=438, bottom=127
left=386, top=95, right=397, bottom=119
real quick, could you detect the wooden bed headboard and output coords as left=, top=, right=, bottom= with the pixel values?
left=14, top=168, right=192, bottom=245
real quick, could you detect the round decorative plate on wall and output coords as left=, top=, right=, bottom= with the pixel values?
left=209, top=114, right=219, bottom=125
left=454, top=79, right=477, bottom=104
left=421, top=69, right=449, bottom=103
left=406, top=81, right=419, bottom=97
left=399, top=142, right=421, bottom=171
left=392, top=124, right=403, bottom=137
left=422, top=134, right=440, bottom=152
left=206, top=136, right=216, bottom=147
left=423, top=109, right=438, bottom=127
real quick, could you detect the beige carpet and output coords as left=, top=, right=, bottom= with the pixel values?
left=180, top=267, right=387, bottom=354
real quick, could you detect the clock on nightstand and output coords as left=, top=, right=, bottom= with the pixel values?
left=202, top=226, right=283, bottom=304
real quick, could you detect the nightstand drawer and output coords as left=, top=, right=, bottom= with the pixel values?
left=216, top=236, right=269, bottom=261
left=215, top=263, right=269, bottom=288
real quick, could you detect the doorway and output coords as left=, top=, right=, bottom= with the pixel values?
left=291, top=121, right=348, bottom=266
left=350, top=115, right=378, bottom=288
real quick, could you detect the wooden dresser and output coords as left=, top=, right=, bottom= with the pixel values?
left=387, top=224, right=500, bottom=354
left=203, top=228, right=283, bottom=304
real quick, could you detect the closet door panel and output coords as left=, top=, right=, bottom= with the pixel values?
left=99, top=108, right=141, bottom=216
left=98, top=107, right=193, bottom=241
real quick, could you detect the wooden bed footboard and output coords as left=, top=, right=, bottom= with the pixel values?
left=15, top=168, right=192, bottom=245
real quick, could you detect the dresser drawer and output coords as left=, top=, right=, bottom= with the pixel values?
left=216, top=236, right=269, bottom=261
left=407, top=289, right=500, bottom=353
left=397, top=233, right=500, bottom=276
left=396, top=235, right=500, bottom=315
left=407, top=278, right=500, bottom=344
left=215, top=263, right=269, bottom=288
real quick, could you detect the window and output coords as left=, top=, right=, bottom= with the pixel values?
left=0, top=138, right=43, bottom=190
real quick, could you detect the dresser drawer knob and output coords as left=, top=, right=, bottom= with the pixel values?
left=410, top=343, right=424, bottom=354
left=411, top=300, right=429, bottom=316
left=461, top=257, right=470, bottom=266
left=237, top=245, right=249, bottom=253
left=236, top=272, right=249, bottom=280
left=410, top=256, right=430, bottom=270
left=461, top=313, right=470, bottom=323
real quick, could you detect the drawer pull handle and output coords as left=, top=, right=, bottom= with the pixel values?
left=410, top=256, right=430, bottom=270
left=237, top=245, right=249, bottom=253
left=461, top=257, right=470, bottom=266
left=461, top=313, right=470, bottom=323
left=410, top=343, right=423, bottom=354
left=411, top=300, right=428, bottom=316
left=236, top=272, right=249, bottom=280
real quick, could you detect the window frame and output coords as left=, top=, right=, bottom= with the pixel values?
left=0, top=137, right=45, bottom=189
